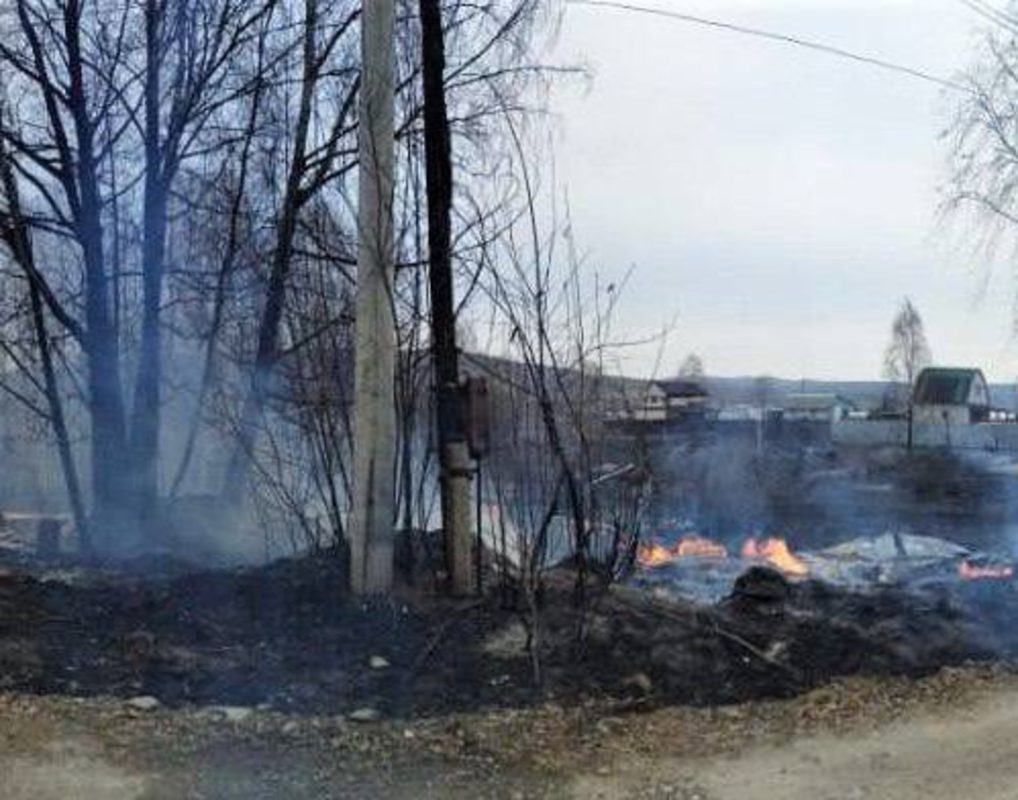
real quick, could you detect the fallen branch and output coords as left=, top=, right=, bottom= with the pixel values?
left=646, top=596, right=802, bottom=684
left=709, top=621, right=802, bottom=684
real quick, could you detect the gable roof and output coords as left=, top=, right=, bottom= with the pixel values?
left=913, top=367, right=987, bottom=406
left=652, top=379, right=709, bottom=398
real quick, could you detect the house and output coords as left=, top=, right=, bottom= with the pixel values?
left=783, top=393, right=855, bottom=423
left=912, top=367, right=990, bottom=427
left=640, top=379, right=711, bottom=421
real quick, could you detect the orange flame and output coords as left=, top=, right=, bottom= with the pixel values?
left=673, top=534, right=728, bottom=559
left=637, top=542, right=675, bottom=568
left=958, top=560, right=1014, bottom=580
left=741, top=537, right=809, bottom=577
left=637, top=534, right=728, bottom=567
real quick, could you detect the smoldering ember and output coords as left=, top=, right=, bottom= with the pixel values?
left=9, top=1, right=1018, bottom=799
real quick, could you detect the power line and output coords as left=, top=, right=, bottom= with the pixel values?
left=957, top=0, right=1018, bottom=35
left=568, top=0, right=972, bottom=95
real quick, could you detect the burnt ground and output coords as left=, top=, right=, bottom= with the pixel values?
left=3, top=546, right=1018, bottom=719
left=0, top=548, right=528, bottom=717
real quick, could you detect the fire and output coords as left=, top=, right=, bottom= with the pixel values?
left=637, top=542, right=675, bottom=568
left=672, top=534, right=728, bottom=559
left=741, top=537, right=809, bottom=577
left=635, top=533, right=809, bottom=577
left=958, top=560, right=1014, bottom=580
left=637, top=534, right=728, bottom=567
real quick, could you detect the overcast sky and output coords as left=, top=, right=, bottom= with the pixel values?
left=550, top=0, right=1018, bottom=382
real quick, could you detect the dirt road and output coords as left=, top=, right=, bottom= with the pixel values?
left=4, top=666, right=1018, bottom=799
left=689, top=698, right=1018, bottom=800
left=572, top=684, right=1018, bottom=799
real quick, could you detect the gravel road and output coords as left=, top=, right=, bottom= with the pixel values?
left=4, top=665, right=1018, bottom=799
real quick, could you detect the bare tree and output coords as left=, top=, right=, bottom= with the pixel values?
left=0, top=0, right=279, bottom=548
left=677, top=353, right=705, bottom=380
left=947, top=12, right=1018, bottom=239
left=131, top=0, right=279, bottom=523
left=0, top=0, right=569, bottom=570
left=475, top=102, right=654, bottom=672
left=222, top=0, right=361, bottom=501
left=883, top=297, right=931, bottom=450
left=0, top=105, right=88, bottom=550
left=945, top=10, right=1018, bottom=320
left=0, top=0, right=132, bottom=540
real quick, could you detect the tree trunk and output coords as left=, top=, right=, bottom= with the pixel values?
left=78, top=113, right=129, bottom=545
left=29, top=281, right=90, bottom=554
left=130, top=182, right=167, bottom=528
left=129, top=0, right=167, bottom=532
left=65, top=0, right=130, bottom=544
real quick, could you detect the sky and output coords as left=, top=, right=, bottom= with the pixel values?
left=549, top=0, right=1018, bottom=382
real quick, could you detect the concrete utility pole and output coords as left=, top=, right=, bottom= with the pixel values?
left=349, top=0, right=396, bottom=595
left=419, top=0, right=475, bottom=595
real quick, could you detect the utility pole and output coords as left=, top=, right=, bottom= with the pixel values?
left=349, top=0, right=396, bottom=595
left=419, top=0, right=475, bottom=594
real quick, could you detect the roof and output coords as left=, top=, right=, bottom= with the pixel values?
left=784, top=393, right=854, bottom=411
left=913, top=367, right=987, bottom=406
left=651, top=379, right=709, bottom=398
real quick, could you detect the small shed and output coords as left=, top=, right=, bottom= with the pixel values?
left=912, top=367, right=990, bottom=426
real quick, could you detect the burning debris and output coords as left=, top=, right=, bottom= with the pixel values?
left=634, top=529, right=1018, bottom=603
left=958, top=560, right=1015, bottom=581
left=741, top=537, right=809, bottom=577
left=637, top=534, right=728, bottom=566
left=637, top=533, right=810, bottom=578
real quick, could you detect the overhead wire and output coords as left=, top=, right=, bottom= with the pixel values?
left=567, top=0, right=973, bottom=94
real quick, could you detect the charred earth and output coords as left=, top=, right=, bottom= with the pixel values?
left=2, top=535, right=1018, bottom=718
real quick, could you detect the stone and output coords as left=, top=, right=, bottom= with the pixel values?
left=621, top=672, right=653, bottom=694
left=126, top=696, right=160, bottom=711
left=217, top=706, right=253, bottom=723
left=348, top=707, right=380, bottom=723
left=369, top=655, right=390, bottom=669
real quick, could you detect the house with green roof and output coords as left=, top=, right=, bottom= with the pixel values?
left=912, top=367, right=991, bottom=427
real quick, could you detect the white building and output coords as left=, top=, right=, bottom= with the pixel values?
left=783, top=393, right=855, bottom=423
left=642, top=379, right=711, bottom=420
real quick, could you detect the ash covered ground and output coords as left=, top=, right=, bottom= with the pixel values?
left=3, top=538, right=1018, bottom=719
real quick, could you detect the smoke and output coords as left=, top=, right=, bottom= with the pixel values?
left=653, top=423, right=1018, bottom=557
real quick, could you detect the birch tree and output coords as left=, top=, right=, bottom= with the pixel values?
left=883, top=297, right=931, bottom=449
